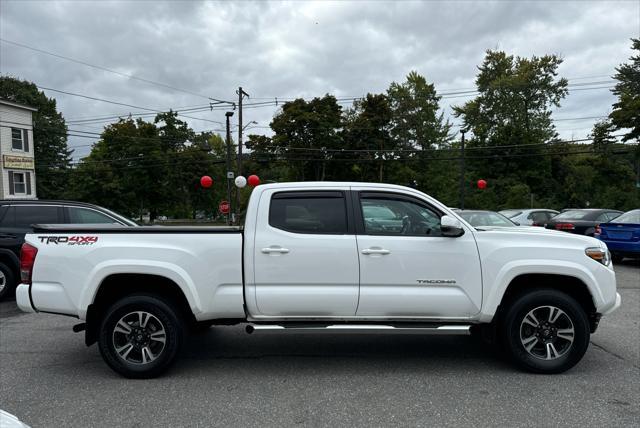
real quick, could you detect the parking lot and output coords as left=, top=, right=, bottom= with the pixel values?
left=0, top=262, right=638, bottom=427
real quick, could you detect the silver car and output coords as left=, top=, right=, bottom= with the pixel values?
left=499, top=209, right=559, bottom=226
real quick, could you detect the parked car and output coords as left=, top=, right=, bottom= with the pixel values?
left=17, top=182, right=620, bottom=377
left=457, top=210, right=519, bottom=227
left=544, top=209, right=622, bottom=236
left=499, top=209, right=559, bottom=226
left=0, top=200, right=136, bottom=300
left=595, top=209, right=640, bottom=263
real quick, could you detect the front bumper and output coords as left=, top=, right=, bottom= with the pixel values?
left=16, top=283, right=35, bottom=313
left=602, top=292, right=622, bottom=315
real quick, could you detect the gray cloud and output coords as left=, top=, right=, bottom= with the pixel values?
left=0, top=0, right=638, bottom=158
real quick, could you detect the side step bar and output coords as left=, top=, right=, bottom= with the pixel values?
left=246, top=324, right=471, bottom=335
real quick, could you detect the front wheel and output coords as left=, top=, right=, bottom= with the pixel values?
left=500, top=289, right=590, bottom=374
left=98, top=294, right=184, bottom=378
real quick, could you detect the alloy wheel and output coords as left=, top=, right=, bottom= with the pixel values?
left=112, top=311, right=167, bottom=364
left=519, top=305, right=575, bottom=360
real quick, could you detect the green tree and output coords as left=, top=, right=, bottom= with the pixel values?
left=269, top=95, right=343, bottom=181
left=610, top=38, right=640, bottom=142
left=387, top=71, right=452, bottom=151
left=590, top=119, right=617, bottom=153
left=453, top=51, right=568, bottom=205
left=386, top=71, right=453, bottom=195
left=0, top=76, right=72, bottom=198
left=342, top=93, right=393, bottom=182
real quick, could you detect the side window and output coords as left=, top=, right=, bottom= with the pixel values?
left=269, top=192, right=348, bottom=234
left=595, top=213, right=610, bottom=222
left=360, top=195, right=441, bottom=236
left=11, top=128, right=24, bottom=150
left=607, top=212, right=621, bottom=221
left=68, top=207, right=117, bottom=224
left=530, top=211, right=547, bottom=224
left=13, top=206, right=61, bottom=228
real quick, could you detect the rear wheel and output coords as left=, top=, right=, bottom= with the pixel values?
left=611, top=253, right=624, bottom=264
left=98, top=294, right=184, bottom=378
left=500, top=289, right=590, bottom=374
left=0, top=262, right=16, bottom=301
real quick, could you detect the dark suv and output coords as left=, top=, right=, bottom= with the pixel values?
left=0, top=200, right=136, bottom=300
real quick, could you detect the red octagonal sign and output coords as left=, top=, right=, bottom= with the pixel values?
left=219, top=200, right=230, bottom=214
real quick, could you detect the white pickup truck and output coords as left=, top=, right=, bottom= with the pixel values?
left=16, top=182, right=620, bottom=378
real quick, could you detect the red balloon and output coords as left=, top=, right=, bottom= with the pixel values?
left=200, top=175, right=213, bottom=188
left=247, top=175, right=261, bottom=186
left=477, top=179, right=487, bottom=190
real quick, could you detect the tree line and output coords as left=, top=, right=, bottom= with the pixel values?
left=0, top=39, right=638, bottom=220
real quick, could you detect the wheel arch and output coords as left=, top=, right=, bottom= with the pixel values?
left=0, top=249, right=19, bottom=274
left=85, top=273, right=196, bottom=346
left=496, top=273, right=599, bottom=332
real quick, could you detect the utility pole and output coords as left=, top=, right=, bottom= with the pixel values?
left=459, top=129, right=467, bottom=210
left=236, top=87, right=249, bottom=219
left=225, top=111, right=234, bottom=225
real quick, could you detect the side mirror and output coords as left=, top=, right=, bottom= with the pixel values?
left=441, top=215, right=465, bottom=237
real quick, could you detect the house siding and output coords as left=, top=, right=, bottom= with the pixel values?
left=0, top=100, right=37, bottom=199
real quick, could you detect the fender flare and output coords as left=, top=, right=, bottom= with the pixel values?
left=481, top=260, right=602, bottom=322
left=77, top=260, right=202, bottom=319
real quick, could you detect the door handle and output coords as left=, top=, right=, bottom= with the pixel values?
left=261, top=247, right=290, bottom=254
left=361, top=248, right=391, bottom=255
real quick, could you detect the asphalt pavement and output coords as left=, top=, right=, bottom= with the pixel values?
left=0, top=261, right=638, bottom=427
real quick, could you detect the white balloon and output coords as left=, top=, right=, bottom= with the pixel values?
left=235, top=176, right=247, bottom=188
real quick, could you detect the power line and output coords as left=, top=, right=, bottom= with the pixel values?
left=36, top=86, right=225, bottom=125
left=0, top=38, right=233, bottom=104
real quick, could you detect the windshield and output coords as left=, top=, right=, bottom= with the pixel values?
left=553, top=210, right=591, bottom=220
left=499, top=210, right=522, bottom=218
left=612, top=209, right=640, bottom=224
left=458, top=211, right=516, bottom=227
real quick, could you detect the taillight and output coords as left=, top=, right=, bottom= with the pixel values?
left=555, top=223, right=575, bottom=230
left=20, top=243, right=38, bottom=285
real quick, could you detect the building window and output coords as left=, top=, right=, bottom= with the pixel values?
left=8, top=171, right=31, bottom=195
left=11, top=128, right=29, bottom=152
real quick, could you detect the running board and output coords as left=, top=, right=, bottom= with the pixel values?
left=245, top=324, right=471, bottom=335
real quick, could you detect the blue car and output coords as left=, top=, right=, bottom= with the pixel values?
left=595, top=209, right=640, bottom=263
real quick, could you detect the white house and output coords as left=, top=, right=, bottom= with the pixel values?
left=0, top=99, right=37, bottom=199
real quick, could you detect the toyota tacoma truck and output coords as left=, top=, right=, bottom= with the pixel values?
left=16, top=182, right=621, bottom=378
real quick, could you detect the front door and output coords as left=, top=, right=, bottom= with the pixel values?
left=252, top=189, right=359, bottom=317
left=354, top=190, right=482, bottom=319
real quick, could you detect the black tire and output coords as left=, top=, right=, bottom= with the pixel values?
left=499, top=289, right=590, bottom=374
left=98, top=294, right=184, bottom=379
left=0, top=262, right=16, bottom=301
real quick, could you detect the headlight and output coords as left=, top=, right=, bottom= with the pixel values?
left=585, top=247, right=611, bottom=266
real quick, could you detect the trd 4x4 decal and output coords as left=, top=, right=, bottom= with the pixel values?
left=38, top=236, right=99, bottom=245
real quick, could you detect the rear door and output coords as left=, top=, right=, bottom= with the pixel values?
left=0, top=205, right=63, bottom=255
left=252, top=188, right=359, bottom=317
left=353, top=190, right=482, bottom=318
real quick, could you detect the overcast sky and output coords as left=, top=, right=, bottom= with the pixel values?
left=1, top=0, right=639, bottom=159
